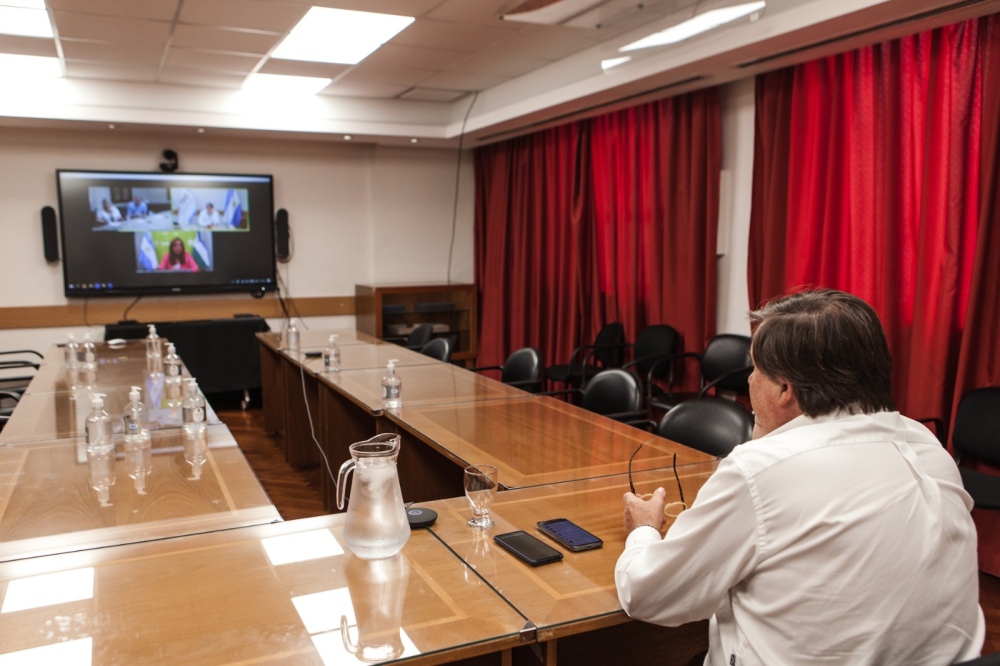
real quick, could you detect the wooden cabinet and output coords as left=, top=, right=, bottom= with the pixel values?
left=355, top=283, right=478, bottom=366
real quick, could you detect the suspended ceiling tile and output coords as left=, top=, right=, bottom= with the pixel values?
left=398, top=87, right=471, bottom=102
left=0, top=34, right=58, bottom=57
left=165, top=48, right=261, bottom=74
left=63, top=60, right=160, bottom=82
left=337, top=61, right=438, bottom=88
left=170, top=24, right=281, bottom=53
left=158, top=66, right=248, bottom=89
left=47, top=0, right=180, bottom=22
left=257, top=58, right=351, bottom=79
left=321, top=79, right=413, bottom=99
left=178, top=0, right=306, bottom=33
left=60, top=39, right=164, bottom=65
left=362, top=43, right=472, bottom=71
left=417, top=69, right=510, bottom=92
left=391, top=18, right=518, bottom=52
left=51, top=10, right=172, bottom=44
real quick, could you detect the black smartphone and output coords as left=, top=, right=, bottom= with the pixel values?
left=493, top=530, right=564, bottom=566
left=536, top=518, right=604, bottom=552
left=304, top=350, right=322, bottom=358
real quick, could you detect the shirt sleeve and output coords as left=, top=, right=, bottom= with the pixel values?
left=614, top=460, right=761, bottom=626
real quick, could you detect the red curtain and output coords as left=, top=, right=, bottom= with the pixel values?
left=748, top=19, right=985, bottom=426
left=474, top=89, right=721, bottom=376
left=952, top=14, right=1000, bottom=576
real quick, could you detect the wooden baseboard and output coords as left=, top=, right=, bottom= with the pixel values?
left=0, top=295, right=355, bottom=330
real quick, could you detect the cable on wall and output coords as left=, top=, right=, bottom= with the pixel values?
left=446, top=91, right=479, bottom=283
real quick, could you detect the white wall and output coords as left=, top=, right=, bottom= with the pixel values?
left=0, top=127, right=474, bottom=351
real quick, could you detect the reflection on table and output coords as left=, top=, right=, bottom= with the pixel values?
left=0, top=516, right=529, bottom=664
left=0, top=424, right=279, bottom=562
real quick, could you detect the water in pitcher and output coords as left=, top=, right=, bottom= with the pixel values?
left=342, top=464, right=409, bottom=559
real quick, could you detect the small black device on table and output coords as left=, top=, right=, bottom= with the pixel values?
left=536, top=518, right=603, bottom=552
left=494, top=531, right=563, bottom=566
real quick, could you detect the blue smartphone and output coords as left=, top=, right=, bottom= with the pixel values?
left=536, top=518, right=603, bottom=552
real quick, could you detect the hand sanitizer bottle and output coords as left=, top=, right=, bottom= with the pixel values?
left=286, top=319, right=300, bottom=351
left=163, top=342, right=183, bottom=407
left=324, top=334, right=341, bottom=372
left=381, top=359, right=402, bottom=409
left=146, top=324, right=163, bottom=375
left=85, top=393, right=115, bottom=507
left=81, top=332, right=97, bottom=370
left=182, top=379, right=208, bottom=479
left=122, top=385, right=152, bottom=495
left=65, top=333, right=80, bottom=368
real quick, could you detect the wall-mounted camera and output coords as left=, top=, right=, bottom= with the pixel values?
left=159, top=149, right=178, bottom=173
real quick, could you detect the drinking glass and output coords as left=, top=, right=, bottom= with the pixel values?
left=464, top=464, right=498, bottom=528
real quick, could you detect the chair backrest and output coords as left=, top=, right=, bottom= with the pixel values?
left=656, top=397, right=754, bottom=457
left=407, top=324, right=434, bottom=349
left=581, top=369, right=642, bottom=416
left=701, top=334, right=752, bottom=392
left=953, top=387, right=1000, bottom=466
left=420, top=337, right=451, bottom=363
left=501, top=347, right=542, bottom=392
left=592, top=322, right=626, bottom=368
left=632, top=324, right=679, bottom=378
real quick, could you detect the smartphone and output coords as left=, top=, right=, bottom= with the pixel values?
left=493, top=531, right=564, bottom=566
left=536, top=518, right=604, bottom=552
left=304, top=350, right=322, bottom=358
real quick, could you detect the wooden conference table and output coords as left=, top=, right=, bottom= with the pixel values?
left=0, top=465, right=717, bottom=665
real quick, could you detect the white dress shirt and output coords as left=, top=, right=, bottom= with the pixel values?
left=616, top=410, right=985, bottom=666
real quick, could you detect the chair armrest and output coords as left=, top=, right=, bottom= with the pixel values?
left=505, top=378, right=542, bottom=391
left=537, top=388, right=583, bottom=399
left=698, top=365, right=753, bottom=397
left=602, top=410, right=656, bottom=430
left=0, top=349, right=44, bottom=360
left=470, top=365, right=503, bottom=373
left=581, top=341, right=628, bottom=369
left=0, top=390, right=21, bottom=402
left=0, top=360, right=40, bottom=370
left=646, top=352, right=703, bottom=401
left=916, top=417, right=946, bottom=444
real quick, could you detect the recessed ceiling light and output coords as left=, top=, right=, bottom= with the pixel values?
left=0, top=1, right=52, bottom=38
left=272, top=7, right=414, bottom=65
left=620, top=1, right=765, bottom=51
left=242, top=73, right=331, bottom=96
left=0, top=54, right=61, bottom=78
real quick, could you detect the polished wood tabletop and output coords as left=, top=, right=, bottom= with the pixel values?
left=257, top=327, right=383, bottom=352
left=40, top=338, right=148, bottom=364
left=26, top=356, right=192, bottom=395
left=0, top=381, right=220, bottom=445
left=0, top=425, right=280, bottom=562
left=385, top=395, right=716, bottom=489
left=298, top=342, right=439, bottom=372
left=419, top=464, right=719, bottom=663
left=0, top=514, right=530, bottom=665
left=316, top=361, right=533, bottom=413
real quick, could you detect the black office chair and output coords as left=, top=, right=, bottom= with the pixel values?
left=472, top=347, right=543, bottom=393
left=420, top=337, right=452, bottom=363
left=621, top=324, right=679, bottom=401
left=647, top=333, right=752, bottom=415
left=956, top=652, right=1000, bottom=665
left=544, top=322, right=626, bottom=390
left=543, top=368, right=648, bottom=427
left=384, top=324, right=434, bottom=351
left=655, top=397, right=754, bottom=458
left=0, top=389, right=21, bottom=421
left=1, top=349, right=43, bottom=398
left=952, top=387, right=1000, bottom=509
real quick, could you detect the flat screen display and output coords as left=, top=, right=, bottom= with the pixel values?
left=56, top=169, right=277, bottom=297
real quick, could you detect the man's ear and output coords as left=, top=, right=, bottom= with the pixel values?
left=777, top=382, right=798, bottom=408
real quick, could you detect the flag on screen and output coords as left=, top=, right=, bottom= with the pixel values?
left=224, top=189, right=242, bottom=228
left=192, top=233, right=211, bottom=270
left=138, top=232, right=158, bottom=270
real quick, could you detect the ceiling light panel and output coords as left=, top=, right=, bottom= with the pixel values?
left=620, top=1, right=765, bottom=51
left=272, top=7, right=414, bottom=65
left=0, top=3, right=53, bottom=38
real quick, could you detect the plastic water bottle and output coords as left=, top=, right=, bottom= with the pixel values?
left=324, top=334, right=341, bottom=372
left=85, top=393, right=115, bottom=507
left=163, top=342, right=183, bottom=407
left=146, top=324, right=163, bottom=375
left=122, top=385, right=152, bottom=495
left=65, top=333, right=80, bottom=368
left=286, top=319, right=300, bottom=351
left=81, top=332, right=97, bottom=370
left=182, top=379, right=208, bottom=479
left=381, top=359, right=402, bottom=409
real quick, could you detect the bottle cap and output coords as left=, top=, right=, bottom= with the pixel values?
left=91, top=393, right=105, bottom=409
left=328, top=334, right=336, bottom=345
left=129, top=386, right=141, bottom=403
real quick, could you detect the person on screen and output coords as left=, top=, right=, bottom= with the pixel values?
left=196, top=203, right=222, bottom=228
left=615, top=289, right=984, bottom=665
left=95, top=199, right=123, bottom=225
left=126, top=196, right=148, bottom=219
left=158, top=237, right=199, bottom=272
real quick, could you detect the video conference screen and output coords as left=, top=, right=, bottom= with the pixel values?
left=56, top=170, right=277, bottom=297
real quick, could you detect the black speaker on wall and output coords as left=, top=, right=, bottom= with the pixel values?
left=275, top=208, right=290, bottom=262
left=41, top=205, right=59, bottom=262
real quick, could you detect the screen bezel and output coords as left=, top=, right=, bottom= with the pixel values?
left=55, top=169, right=277, bottom=298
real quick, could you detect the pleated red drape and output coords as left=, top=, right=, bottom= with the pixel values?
left=748, top=18, right=985, bottom=426
left=952, top=14, right=1000, bottom=576
left=474, top=90, right=720, bottom=377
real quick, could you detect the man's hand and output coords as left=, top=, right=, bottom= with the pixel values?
left=623, top=487, right=667, bottom=533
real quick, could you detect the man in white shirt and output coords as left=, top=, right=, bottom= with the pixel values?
left=616, top=289, right=984, bottom=666
left=95, top=199, right=122, bottom=225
